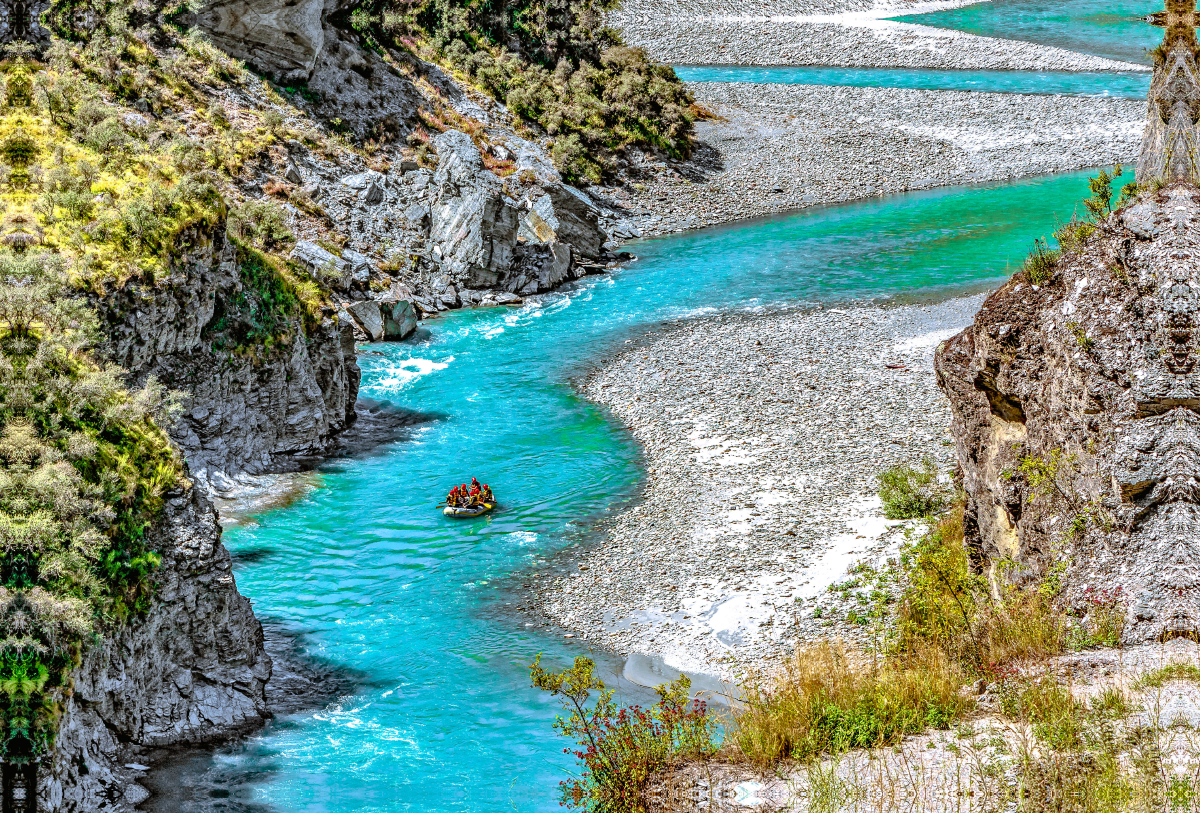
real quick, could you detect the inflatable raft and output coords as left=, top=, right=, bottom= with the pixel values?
left=443, top=502, right=495, bottom=518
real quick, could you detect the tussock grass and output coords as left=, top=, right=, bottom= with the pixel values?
left=731, top=641, right=970, bottom=767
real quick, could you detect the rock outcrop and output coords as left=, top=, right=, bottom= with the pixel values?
left=41, top=484, right=270, bottom=811
left=937, top=2, right=1200, bottom=642
left=1136, top=0, right=1200, bottom=186
left=195, top=0, right=325, bottom=82
left=426, top=129, right=607, bottom=297
left=94, top=228, right=360, bottom=484
left=937, top=186, right=1200, bottom=643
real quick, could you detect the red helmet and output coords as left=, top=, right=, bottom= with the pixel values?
left=483, top=484, right=489, bottom=489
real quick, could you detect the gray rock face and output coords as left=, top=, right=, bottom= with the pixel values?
left=94, top=229, right=360, bottom=483
left=40, top=486, right=269, bottom=811
left=1137, top=3, right=1200, bottom=186
left=429, top=129, right=521, bottom=287
left=292, top=239, right=351, bottom=288
left=382, top=297, right=418, bottom=339
left=936, top=185, right=1200, bottom=642
left=526, top=184, right=607, bottom=260
left=346, top=299, right=384, bottom=341
left=425, top=130, right=605, bottom=298
left=194, top=0, right=325, bottom=81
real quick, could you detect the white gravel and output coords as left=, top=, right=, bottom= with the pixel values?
left=542, top=296, right=985, bottom=680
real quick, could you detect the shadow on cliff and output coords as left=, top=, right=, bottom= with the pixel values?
left=141, top=620, right=373, bottom=812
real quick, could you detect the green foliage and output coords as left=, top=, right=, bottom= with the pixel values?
left=733, top=641, right=969, bottom=767
left=1083, top=166, right=1123, bottom=222
left=204, top=246, right=314, bottom=356
left=355, top=0, right=695, bottom=183
left=0, top=128, right=37, bottom=168
left=1066, top=320, right=1094, bottom=350
left=227, top=199, right=294, bottom=252
left=531, top=655, right=717, bottom=812
left=1023, top=237, right=1060, bottom=285
left=1133, top=663, right=1200, bottom=690
left=1018, top=448, right=1074, bottom=504
left=876, top=458, right=946, bottom=520
left=0, top=249, right=183, bottom=763
left=409, top=0, right=621, bottom=66
left=1053, top=218, right=1095, bottom=253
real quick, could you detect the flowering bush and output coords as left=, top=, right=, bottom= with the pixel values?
left=531, top=655, right=717, bottom=812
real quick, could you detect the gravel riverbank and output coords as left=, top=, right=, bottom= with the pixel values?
left=611, top=0, right=1146, bottom=71
left=541, top=295, right=984, bottom=681
left=597, top=83, right=1143, bottom=238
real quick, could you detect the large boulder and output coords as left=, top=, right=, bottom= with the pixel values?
left=291, top=240, right=351, bottom=289
left=346, top=300, right=384, bottom=342
left=195, top=0, right=325, bottom=82
left=379, top=283, right=418, bottom=339
left=519, top=184, right=607, bottom=260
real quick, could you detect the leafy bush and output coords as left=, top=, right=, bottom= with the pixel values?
left=876, top=458, right=946, bottom=519
left=531, top=655, right=717, bottom=811
left=356, top=0, right=695, bottom=182
left=0, top=249, right=183, bottom=764
left=896, top=506, right=1068, bottom=670
left=227, top=199, right=294, bottom=251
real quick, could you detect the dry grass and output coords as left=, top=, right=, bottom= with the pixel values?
left=731, top=641, right=971, bottom=768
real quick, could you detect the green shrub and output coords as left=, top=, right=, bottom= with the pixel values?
left=1134, top=663, right=1200, bottom=689
left=227, top=199, right=294, bottom=251
left=1023, top=237, right=1059, bottom=285
left=357, top=0, right=695, bottom=182
left=877, top=458, right=946, bottom=519
left=0, top=128, right=37, bottom=167
left=0, top=249, right=184, bottom=765
left=531, top=655, right=717, bottom=811
left=732, top=641, right=969, bottom=767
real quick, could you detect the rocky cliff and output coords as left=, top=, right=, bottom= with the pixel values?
left=40, top=484, right=270, bottom=811
left=93, top=227, right=360, bottom=488
left=935, top=1, right=1200, bottom=642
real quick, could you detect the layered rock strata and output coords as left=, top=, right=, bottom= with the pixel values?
left=936, top=0, right=1200, bottom=642
left=1137, top=0, right=1200, bottom=185
left=937, top=186, right=1200, bottom=643
left=41, top=485, right=269, bottom=811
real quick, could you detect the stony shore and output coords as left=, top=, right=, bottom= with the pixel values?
left=593, top=83, right=1143, bottom=238
left=540, top=295, right=984, bottom=681
left=611, top=0, right=1145, bottom=72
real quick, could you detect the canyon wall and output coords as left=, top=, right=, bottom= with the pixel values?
left=936, top=0, right=1200, bottom=642
left=41, top=484, right=269, bottom=811
left=92, top=227, right=360, bottom=487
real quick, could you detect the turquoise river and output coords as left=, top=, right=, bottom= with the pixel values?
left=156, top=167, right=1125, bottom=812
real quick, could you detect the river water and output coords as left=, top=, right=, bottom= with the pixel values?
left=673, top=65, right=1149, bottom=97
left=154, top=168, right=1120, bottom=812
left=896, top=0, right=1159, bottom=65
left=144, top=1, right=1157, bottom=808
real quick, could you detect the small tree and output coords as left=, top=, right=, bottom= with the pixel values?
left=531, top=655, right=717, bottom=812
